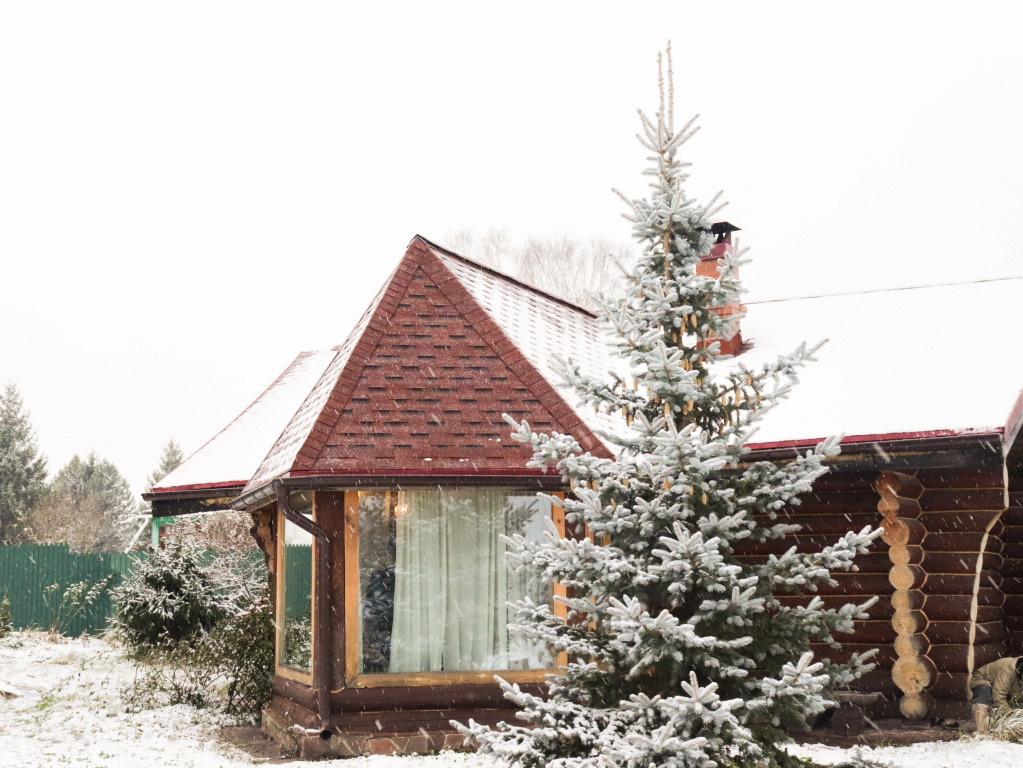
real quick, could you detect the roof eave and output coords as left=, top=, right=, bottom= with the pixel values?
left=745, top=429, right=1005, bottom=474
left=230, top=469, right=570, bottom=512
left=148, top=485, right=248, bottom=518
left=230, top=478, right=280, bottom=512
left=143, top=481, right=248, bottom=502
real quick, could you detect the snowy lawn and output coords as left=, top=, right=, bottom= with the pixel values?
left=787, top=740, right=1023, bottom=768
left=3, top=632, right=1023, bottom=768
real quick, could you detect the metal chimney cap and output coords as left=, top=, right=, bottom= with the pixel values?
left=711, top=221, right=740, bottom=245
left=711, top=221, right=740, bottom=236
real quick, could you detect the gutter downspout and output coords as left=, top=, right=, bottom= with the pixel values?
left=277, top=485, right=333, bottom=740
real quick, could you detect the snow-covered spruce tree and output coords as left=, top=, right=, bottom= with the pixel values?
left=460, top=48, right=878, bottom=768
left=0, top=382, right=48, bottom=545
left=113, top=538, right=228, bottom=652
left=144, top=439, right=184, bottom=502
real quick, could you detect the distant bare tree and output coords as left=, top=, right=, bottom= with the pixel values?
left=172, top=510, right=257, bottom=552
left=26, top=491, right=108, bottom=553
left=444, top=228, right=515, bottom=274
left=25, top=452, right=140, bottom=553
left=443, top=229, right=633, bottom=310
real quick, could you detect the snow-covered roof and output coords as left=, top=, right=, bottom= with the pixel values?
left=434, top=249, right=626, bottom=441
left=151, top=349, right=337, bottom=493
left=245, top=277, right=393, bottom=490
left=236, top=237, right=614, bottom=498
left=154, top=240, right=1023, bottom=503
left=737, top=277, right=1023, bottom=447
left=440, top=259, right=1023, bottom=451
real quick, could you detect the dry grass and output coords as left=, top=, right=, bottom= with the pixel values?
left=988, top=709, right=1023, bottom=742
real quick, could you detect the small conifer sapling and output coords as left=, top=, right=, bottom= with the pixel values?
left=0, top=591, right=13, bottom=638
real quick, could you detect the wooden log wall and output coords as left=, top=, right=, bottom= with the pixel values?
left=1002, top=479, right=1023, bottom=655
left=913, top=465, right=1009, bottom=720
left=259, top=461, right=1013, bottom=732
left=250, top=505, right=277, bottom=580
left=734, top=460, right=1010, bottom=722
left=733, top=470, right=900, bottom=712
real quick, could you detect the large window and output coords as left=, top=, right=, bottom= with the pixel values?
left=277, top=492, right=314, bottom=677
left=355, top=489, right=553, bottom=676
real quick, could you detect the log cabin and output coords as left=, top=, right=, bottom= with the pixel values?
left=146, top=233, right=1023, bottom=756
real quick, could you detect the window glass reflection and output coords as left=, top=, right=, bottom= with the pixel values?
left=358, top=489, right=552, bottom=674
left=279, top=513, right=313, bottom=673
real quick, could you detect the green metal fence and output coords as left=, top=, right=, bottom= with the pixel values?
left=0, top=544, right=142, bottom=636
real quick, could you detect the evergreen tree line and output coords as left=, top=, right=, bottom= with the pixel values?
left=0, top=381, right=183, bottom=552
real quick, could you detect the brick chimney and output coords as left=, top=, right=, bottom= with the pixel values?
left=696, top=221, right=746, bottom=356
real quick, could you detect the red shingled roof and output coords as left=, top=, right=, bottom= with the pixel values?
left=241, top=237, right=615, bottom=497
left=154, top=239, right=1023, bottom=509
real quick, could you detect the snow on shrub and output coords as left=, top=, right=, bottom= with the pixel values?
left=0, top=590, right=12, bottom=638
left=124, top=594, right=274, bottom=718
left=113, top=538, right=274, bottom=719
left=112, top=539, right=228, bottom=651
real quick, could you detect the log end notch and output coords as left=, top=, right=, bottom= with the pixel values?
left=875, top=471, right=930, bottom=719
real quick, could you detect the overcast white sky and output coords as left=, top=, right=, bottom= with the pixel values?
left=1, top=2, right=1020, bottom=494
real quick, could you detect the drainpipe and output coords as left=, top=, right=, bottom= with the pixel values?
left=277, top=485, right=333, bottom=740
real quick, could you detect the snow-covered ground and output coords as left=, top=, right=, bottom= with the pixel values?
left=788, top=740, right=1023, bottom=768
left=3, top=632, right=1023, bottom=767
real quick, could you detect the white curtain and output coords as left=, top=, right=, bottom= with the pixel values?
left=388, top=490, right=548, bottom=673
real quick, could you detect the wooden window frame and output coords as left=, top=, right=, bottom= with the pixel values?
left=275, top=498, right=317, bottom=685
left=343, top=488, right=566, bottom=688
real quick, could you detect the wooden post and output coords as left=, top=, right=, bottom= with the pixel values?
left=875, top=471, right=931, bottom=719
left=251, top=506, right=276, bottom=575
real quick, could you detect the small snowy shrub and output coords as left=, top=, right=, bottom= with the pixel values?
left=42, top=576, right=113, bottom=636
left=125, top=642, right=219, bottom=710
left=117, top=539, right=274, bottom=719
left=112, top=539, right=227, bottom=652
left=123, top=589, right=273, bottom=718
left=282, top=615, right=312, bottom=671
left=199, top=594, right=275, bottom=717
left=0, top=590, right=12, bottom=637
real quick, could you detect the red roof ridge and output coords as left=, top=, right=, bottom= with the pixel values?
left=415, top=243, right=612, bottom=459
left=238, top=240, right=614, bottom=500
left=412, top=234, right=600, bottom=319
left=291, top=241, right=435, bottom=470
left=296, top=239, right=611, bottom=467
